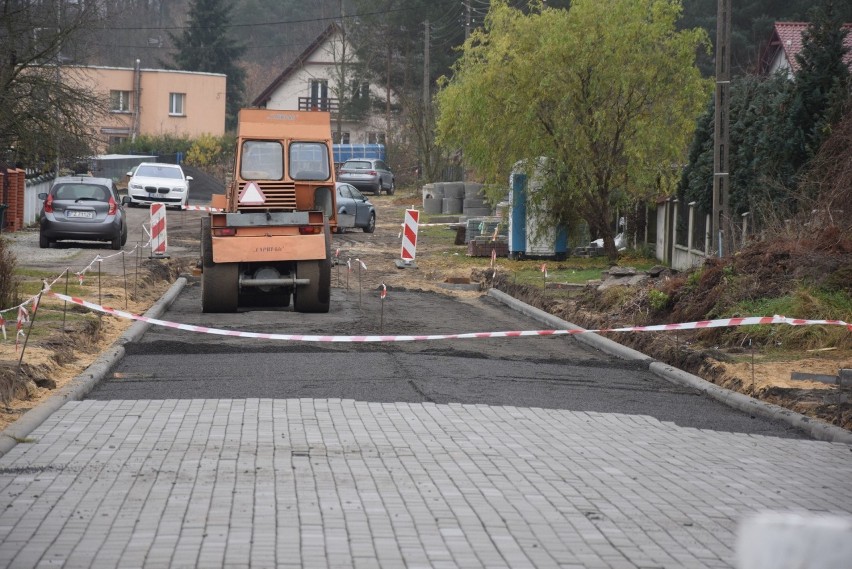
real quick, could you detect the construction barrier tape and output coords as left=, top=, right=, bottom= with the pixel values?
left=47, top=291, right=852, bottom=342
left=399, top=222, right=458, bottom=227
left=182, top=205, right=224, bottom=212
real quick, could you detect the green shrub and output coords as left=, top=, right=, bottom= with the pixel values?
left=112, top=133, right=194, bottom=155
left=647, top=289, right=670, bottom=312
left=185, top=134, right=224, bottom=168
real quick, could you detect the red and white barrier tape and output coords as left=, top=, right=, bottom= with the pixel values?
left=182, top=205, right=224, bottom=212
left=47, top=291, right=852, bottom=342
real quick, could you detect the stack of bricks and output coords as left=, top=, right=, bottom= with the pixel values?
left=466, top=238, right=509, bottom=258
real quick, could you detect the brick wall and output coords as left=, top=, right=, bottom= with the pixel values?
left=0, top=168, right=25, bottom=232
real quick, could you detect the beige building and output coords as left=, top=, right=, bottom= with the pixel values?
left=62, top=64, right=227, bottom=151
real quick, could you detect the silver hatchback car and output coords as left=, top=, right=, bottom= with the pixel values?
left=337, top=158, right=395, bottom=195
left=38, top=176, right=130, bottom=250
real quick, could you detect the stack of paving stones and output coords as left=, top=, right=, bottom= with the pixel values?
left=464, top=217, right=506, bottom=244
left=465, top=216, right=508, bottom=257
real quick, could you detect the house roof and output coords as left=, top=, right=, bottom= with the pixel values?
left=759, top=21, right=852, bottom=74
left=251, top=23, right=342, bottom=107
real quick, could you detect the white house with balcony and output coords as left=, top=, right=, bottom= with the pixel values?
left=251, top=23, right=389, bottom=147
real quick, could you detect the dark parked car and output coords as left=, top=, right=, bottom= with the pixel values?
left=337, top=158, right=394, bottom=195
left=38, top=176, right=130, bottom=250
left=335, top=182, right=376, bottom=233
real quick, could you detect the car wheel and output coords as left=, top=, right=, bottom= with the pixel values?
left=120, top=227, right=128, bottom=246
left=39, top=233, right=51, bottom=249
left=386, top=179, right=395, bottom=196
left=110, top=233, right=122, bottom=250
left=363, top=212, right=375, bottom=234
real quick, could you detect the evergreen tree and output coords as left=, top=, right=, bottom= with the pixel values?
left=785, top=4, right=851, bottom=169
left=679, top=74, right=796, bottom=218
left=678, top=0, right=852, bottom=76
left=166, top=0, right=246, bottom=129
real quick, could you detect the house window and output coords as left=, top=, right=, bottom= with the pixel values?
left=367, top=132, right=386, bottom=145
left=110, top=90, right=132, bottom=112
left=309, top=79, right=329, bottom=110
left=108, top=135, right=127, bottom=149
left=169, top=92, right=185, bottom=116
left=333, top=131, right=350, bottom=144
left=353, top=81, right=370, bottom=101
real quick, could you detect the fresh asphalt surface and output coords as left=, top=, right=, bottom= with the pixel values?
left=86, top=281, right=807, bottom=439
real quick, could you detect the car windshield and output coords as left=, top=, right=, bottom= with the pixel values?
left=344, top=161, right=372, bottom=170
left=135, top=165, right=183, bottom=179
left=53, top=183, right=110, bottom=201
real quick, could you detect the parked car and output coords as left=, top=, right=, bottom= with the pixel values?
left=337, top=158, right=394, bottom=195
left=126, top=162, right=192, bottom=209
left=38, top=176, right=130, bottom=250
left=335, top=182, right=376, bottom=233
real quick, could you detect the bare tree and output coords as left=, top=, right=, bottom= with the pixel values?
left=0, top=0, right=108, bottom=169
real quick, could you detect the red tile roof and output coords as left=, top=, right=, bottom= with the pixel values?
left=760, top=21, right=852, bottom=74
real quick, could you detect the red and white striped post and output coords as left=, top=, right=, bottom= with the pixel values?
left=150, top=203, right=168, bottom=258
left=401, top=209, right=419, bottom=264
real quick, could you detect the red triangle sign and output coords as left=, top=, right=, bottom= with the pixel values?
left=239, top=182, right=266, bottom=205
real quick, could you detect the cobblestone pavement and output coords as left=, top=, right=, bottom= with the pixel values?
left=0, top=398, right=850, bottom=568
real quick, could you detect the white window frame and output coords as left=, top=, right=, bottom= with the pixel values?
left=367, top=132, right=386, bottom=145
left=110, top=90, right=132, bottom=113
left=169, top=92, right=186, bottom=116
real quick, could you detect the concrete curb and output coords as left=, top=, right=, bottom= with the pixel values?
left=0, top=278, right=187, bottom=457
left=488, top=288, right=852, bottom=445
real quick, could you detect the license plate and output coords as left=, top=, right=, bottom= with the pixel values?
left=67, top=210, right=94, bottom=219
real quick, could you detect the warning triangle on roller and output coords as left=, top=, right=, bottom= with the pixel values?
left=238, top=182, right=266, bottom=205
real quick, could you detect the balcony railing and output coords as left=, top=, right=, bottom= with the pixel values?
left=298, top=97, right=339, bottom=114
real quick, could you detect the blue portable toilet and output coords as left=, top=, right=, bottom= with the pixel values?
left=508, top=171, right=527, bottom=259
left=508, top=162, right=568, bottom=260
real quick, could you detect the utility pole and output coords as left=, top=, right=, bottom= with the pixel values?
left=336, top=0, right=346, bottom=142
left=712, top=0, right=731, bottom=256
left=423, top=20, right=430, bottom=118
left=465, top=0, right=471, bottom=41
left=55, top=0, right=61, bottom=177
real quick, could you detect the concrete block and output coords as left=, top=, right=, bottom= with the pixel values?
left=737, top=512, right=852, bottom=569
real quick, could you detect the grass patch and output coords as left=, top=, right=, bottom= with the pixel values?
left=719, top=287, right=852, bottom=351
left=727, top=288, right=852, bottom=321
left=418, top=225, right=459, bottom=249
